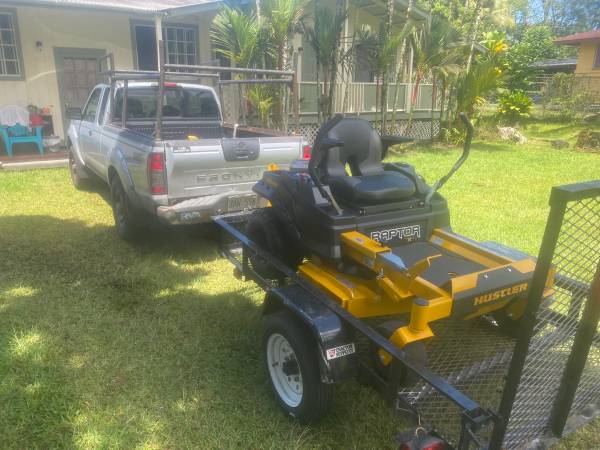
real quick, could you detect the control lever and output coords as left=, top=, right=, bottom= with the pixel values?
left=425, top=112, right=473, bottom=204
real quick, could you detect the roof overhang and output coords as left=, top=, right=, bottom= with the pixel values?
left=0, top=0, right=220, bottom=15
left=555, top=30, right=600, bottom=46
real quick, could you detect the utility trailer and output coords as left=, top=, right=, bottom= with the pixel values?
left=214, top=179, right=600, bottom=449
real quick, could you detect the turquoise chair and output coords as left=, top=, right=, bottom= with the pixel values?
left=0, top=124, right=44, bottom=157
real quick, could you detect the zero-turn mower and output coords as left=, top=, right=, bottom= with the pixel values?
left=215, top=113, right=555, bottom=436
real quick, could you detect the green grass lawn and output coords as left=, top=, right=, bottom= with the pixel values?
left=0, top=122, right=598, bottom=449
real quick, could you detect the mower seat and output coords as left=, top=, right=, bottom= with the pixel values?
left=320, top=118, right=416, bottom=205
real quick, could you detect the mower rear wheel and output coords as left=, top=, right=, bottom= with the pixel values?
left=245, top=208, right=304, bottom=279
left=372, top=320, right=428, bottom=386
left=263, top=311, right=333, bottom=424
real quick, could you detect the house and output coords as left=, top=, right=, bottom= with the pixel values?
left=0, top=0, right=436, bottom=157
left=555, top=29, right=600, bottom=95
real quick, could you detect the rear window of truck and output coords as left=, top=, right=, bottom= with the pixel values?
left=114, top=86, right=220, bottom=120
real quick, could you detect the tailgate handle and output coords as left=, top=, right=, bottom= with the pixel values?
left=222, top=138, right=260, bottom=162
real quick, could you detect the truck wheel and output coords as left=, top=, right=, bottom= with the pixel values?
left=263, top=311, right=333, bottom=424
left=69, top=151, right=91, bottom=190
left=371, top=320, right=427, bottom=386
left=245, top=208, right=304, bottom=279
left=110, top=175, right=141, bottom=241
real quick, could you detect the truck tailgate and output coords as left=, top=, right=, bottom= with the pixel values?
left=165, top=136, right=303, bottom=200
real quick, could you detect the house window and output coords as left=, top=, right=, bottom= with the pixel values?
left=134, top=23, right=198, bottom=71
left=594, top=44, right=600, bottom=69
left=165, top=26, right=197, bottom=66
left=0, top=12, right=21, bottom=77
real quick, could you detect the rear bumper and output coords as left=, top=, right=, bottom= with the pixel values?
left=156, top=191, right=267, bottom=225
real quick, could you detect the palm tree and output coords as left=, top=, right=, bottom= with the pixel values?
left=210, top=6, right=263, bottom=68
left=380, top=0, right=395, bottom=132
left=261, top=0, right=307, bottom=71
left=355, top=24, right=403, bottom=127
left=455, top=31, right=507, bottom=118
left=406, top=15, right=464, bottom=137
left=260, top=0, right=306, bottom=126
left=303, top=5, right=348, bottom=122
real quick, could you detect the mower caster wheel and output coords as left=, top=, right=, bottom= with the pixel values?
left=372, top=320, right=428, bottom=386
left=263, top=311, right=333, bottom=424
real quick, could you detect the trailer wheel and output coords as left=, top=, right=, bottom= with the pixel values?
left=263, top=311, right=333, bottom=424
left=246, top=208, right=304, bottom=279
left=372, top=320, right=427, bottom=386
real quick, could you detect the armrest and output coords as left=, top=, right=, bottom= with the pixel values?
left=381, top=134, right=414, bottom=158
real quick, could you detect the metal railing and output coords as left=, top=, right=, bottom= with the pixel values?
left=298, top=81, right=440, bottom=115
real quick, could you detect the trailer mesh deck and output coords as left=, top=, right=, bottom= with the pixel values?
left=397, top=185, right=600, bottom=449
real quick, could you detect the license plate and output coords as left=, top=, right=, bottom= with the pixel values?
left=228, top=194, right=258, bottom=212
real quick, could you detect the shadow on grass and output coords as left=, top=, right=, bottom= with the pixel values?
left=0, top=214, right=401, bottom=449
left=0, top=215, right=271, bottom=448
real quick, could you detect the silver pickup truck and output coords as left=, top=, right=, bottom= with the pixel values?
left=67, top=82, right=307, bottom=240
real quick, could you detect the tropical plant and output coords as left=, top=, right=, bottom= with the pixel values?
left=302, top=4, right=349, bottom=122
left=496, top=89, right=532, bottom=124
left=407, top=14, right=465, bottom=138
left=210, top=6, right=264, bottom=68
left=355, top=23, right=405, bottom=128
left=261, top=0, right=307, bottom=70
left=247, top=85, right=276, bottom=127
left=451, top=31, right=508, bottom=122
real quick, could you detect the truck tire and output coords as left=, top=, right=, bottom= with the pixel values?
left=245, top=208, right=304, bottom=279
left=69, top=151, right=91, bottom=190
left=263, top=311, right=333, bottom=424
left=110, top=175, right=142, bottom=241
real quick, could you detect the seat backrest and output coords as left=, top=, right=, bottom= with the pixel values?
left=320, top=117, right=384, bottom=179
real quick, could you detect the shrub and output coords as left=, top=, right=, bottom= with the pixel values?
left=497, top=90, right=532, bottom=124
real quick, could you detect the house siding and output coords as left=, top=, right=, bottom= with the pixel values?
left=0, top=5, right=216, bottom=139
left=575, top=40, right=600, bottom=75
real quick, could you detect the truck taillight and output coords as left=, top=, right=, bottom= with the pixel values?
left=149, top=153, right=167, bottom=195
left=302, top=144, right=312, bottom=160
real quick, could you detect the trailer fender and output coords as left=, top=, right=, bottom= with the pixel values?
left=263, top=285, right=358, bottom=383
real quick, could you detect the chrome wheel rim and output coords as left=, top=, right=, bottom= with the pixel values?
left=266, top=333, right=303, bottom=407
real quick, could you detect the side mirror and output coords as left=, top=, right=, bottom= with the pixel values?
left=66, top=107, right=82, bottom=120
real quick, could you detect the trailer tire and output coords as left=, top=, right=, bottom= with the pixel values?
left=246, top=208, right=304, bottom=279
left=263, top=311, right=333, bottom=424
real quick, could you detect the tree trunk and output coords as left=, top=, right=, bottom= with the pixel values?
left=391, top=0, right=413, bottom=132
left=380, top=0, right=395, bottom=133
left=466, top=0, right=483, bottom=74
left=430, top=73, right=436, bottom=142
left=439, top=76, right=447, bottom=130
left=407, top=70, right=421, bottom=135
